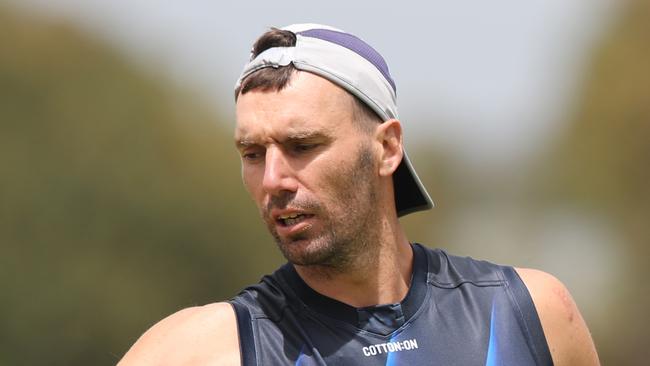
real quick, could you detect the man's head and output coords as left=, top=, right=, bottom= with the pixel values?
left=234, top=24, right=432, bottom=268
left=235, top=28, right=381, bottom=135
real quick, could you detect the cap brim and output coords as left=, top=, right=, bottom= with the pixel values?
left=393, top=150, right=434, bottom=217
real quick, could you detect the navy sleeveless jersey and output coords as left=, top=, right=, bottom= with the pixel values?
left=228, top=244, right=553, bottom=365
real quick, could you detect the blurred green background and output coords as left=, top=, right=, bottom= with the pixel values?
left=1, top=1, right=648, bottom=365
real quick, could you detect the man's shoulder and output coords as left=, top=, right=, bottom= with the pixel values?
left=416, top=244, right=506, bottom=285
left=421, top=245, right=600, bottom=365
left=118, top=302, right=240, bottom=366
left=515, top=268, right=600, bottom=366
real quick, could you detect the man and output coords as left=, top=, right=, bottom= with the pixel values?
left=119, top=24, right=599, bottom=365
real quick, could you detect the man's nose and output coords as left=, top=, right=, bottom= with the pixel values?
left=262, top=147, right=298, bottom=195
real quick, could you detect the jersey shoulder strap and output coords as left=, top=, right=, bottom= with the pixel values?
left=500, top=265, right=554, bottom=365
left=228, top=268, right=291, bottom=366
left=422, top=245, right=553, bottom=365
left=229, top=300, right=256, bottom=366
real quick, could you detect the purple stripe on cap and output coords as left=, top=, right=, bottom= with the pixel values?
left=297, top=29, right=397, bottom=92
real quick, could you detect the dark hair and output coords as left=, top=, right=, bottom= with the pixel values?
left=235, top=28, right=297, bottom=98
left=235, top=28, right=382, bottom=130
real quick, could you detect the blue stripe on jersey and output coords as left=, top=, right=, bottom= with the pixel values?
left=385, top=332, right=399, bottom=366
left=485, top=299, right=502, bottom=366
left=295, top=344, right=306, bottom=366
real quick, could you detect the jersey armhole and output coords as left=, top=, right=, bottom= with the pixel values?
left=501, top=266, right=554, bottom=366
left=229, top=300, right=257, bottom=366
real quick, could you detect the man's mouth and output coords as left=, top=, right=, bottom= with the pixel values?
left=277, top=213, right=313, bottom=226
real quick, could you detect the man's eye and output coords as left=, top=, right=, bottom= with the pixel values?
left=242, top=151, right=264, bottom=161
left=294, top=143, right=317, bottom=152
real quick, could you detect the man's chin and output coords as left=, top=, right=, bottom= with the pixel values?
left=276, top=237, right=335, bottom=266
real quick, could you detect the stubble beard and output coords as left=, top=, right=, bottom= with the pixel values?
left=266, top=144, right=379, bottom=272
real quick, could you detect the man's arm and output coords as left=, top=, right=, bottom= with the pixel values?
left=516, top=268, right=600, bottom=366
left=118, top=302, right=240, bottom=366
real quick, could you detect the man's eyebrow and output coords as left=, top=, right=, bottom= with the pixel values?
left=235, top=130, right=333, bottom=148
left=283, top=130, right=331, bottom=142
left=235, top=138, right=257, bottom=149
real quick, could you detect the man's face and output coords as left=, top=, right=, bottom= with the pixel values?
left=235, top=71, right=380, bottom=268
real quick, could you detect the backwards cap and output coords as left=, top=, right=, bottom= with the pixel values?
left=235, top=23, right=433, bottom=216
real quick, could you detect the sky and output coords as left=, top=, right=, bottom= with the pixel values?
left=11, top=0, right=621, bottom=167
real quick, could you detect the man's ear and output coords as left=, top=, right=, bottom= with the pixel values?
left=376, top=119, right=404, bottom=177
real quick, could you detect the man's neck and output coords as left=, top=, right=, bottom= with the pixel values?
left=293, top=217, right=413, bottom=308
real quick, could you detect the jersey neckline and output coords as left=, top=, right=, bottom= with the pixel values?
left=277, top=243, right=429, bottom=335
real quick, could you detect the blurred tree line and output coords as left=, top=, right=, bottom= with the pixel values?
left=534, top=0, right=650, bottom=363
left=1, top=7, right=286, bottom=365
left=1, top=1, right=648, bottom=365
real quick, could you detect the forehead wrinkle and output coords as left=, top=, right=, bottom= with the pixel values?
left=234, top=121, right=272, bottom=146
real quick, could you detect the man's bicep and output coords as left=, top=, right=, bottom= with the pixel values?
left=118, top=302, right=240, bottom=366
left=516, top=268, right=600, bottom=366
